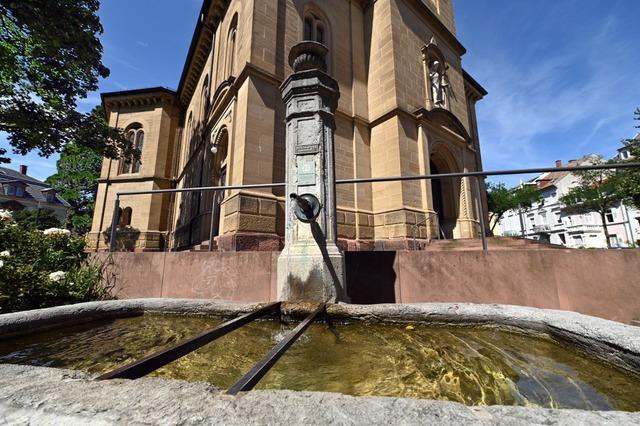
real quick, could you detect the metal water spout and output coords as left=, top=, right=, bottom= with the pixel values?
left=290, top=193, right=321, bottom=223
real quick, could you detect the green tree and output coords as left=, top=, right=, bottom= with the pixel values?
left=616, top=108, right=640, bottom=208
left=0, top=0, right=130, bottom=163
left=12, top=208, right=62, bottom=230
left=487, top=182, right=541, bottom=234
left=560, top=157, right=621, bottom=249
left=46, top=107, right=104, bottom=234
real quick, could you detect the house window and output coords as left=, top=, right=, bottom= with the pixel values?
left=555, top=212, right=562, bottom=224
left=605, top=209, right=615, bottom=223
left=303, top=13, right=326, bottom=45
left=121, top=124, right=144, bottom=175
left=608, top=234, right=619, bottom=247
left=45, top=191, right=55, bottom=203
left=559, top=234, right=567, bottom=245
left=539, top=212, right=547, bottom=224
left=5, top=185, right=15, bottom=196
left=15, top=186, right=24, bottom=197
left=572, top=235, right=584, bottom=246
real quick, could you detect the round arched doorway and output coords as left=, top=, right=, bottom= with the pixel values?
left=430, top=147, right=461, bottom=239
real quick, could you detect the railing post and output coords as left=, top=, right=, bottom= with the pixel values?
left=110, top=198, right=120, bottom=253
left=208, top=189, right=217, bottom=252
left=474, top=176, right=488, bottom=253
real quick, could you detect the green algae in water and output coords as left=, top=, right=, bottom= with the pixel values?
left=0, top=315, right=639, bottom=411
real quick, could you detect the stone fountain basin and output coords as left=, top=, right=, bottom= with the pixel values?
left=0, top=300, right=639, bottom=425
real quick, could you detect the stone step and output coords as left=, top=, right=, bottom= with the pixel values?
left=419, top=237, right=565, bottom=251
left=191, top=240, right=219, bottom=252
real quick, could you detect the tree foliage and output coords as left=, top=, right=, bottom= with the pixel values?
left=46, top=107, right=104, bottom=234
left=616, top=108, right=640, bottom=208
left=12, top=208, right=62, bottom=230
left=0, top=0, right=130, bottom=162
left=560, top=157, right=621, bottom=248
left=487, top=182, right=541, bottom=232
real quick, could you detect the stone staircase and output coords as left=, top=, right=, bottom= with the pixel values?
left=418, top=237, right=566, bottom=251
left=191, top=240, right=219, bottom=252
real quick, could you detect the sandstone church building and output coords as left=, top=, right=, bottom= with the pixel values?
left=89, top=0, right=487, bottom=252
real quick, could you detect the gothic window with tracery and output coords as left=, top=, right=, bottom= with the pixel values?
left=121, top=124, right=144, bottom=174
left=303, top=13, right=326, bottom=45
left=225, top=14, right=238, bottom=77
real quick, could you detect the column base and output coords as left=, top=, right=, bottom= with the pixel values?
left=277, top=244, right=347, bottom=303
left=216, top=232, right=283, bottom=252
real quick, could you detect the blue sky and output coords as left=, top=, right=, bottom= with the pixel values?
left=1, top=0, right=639, bottom=186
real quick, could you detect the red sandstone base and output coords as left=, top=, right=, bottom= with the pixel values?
left=94, top=249, right=640, bottom=325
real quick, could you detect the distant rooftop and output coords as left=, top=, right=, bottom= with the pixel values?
left=0, top=165, right=70, bottom=207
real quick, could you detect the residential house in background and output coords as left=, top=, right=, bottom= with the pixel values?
left=497, top=155, right=640, bottom=249
left=0, top=165, right=70, bottom=225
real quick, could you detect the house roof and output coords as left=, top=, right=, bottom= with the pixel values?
left=532, top=157, right=593, bottom=191
left=0, top=167, right=71, bottom=208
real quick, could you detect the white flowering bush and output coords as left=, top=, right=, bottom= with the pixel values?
left=0, top=219, right=114, bottom=313
left=43, top=228, right=71, bottom=237
left=48, top=271, right=66, bottom=282
left=0, top=209, right=13, bottom=223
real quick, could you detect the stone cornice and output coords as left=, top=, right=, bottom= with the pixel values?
left=364, top=0, right=466, bottom=56
left=463, top=69, right=488, bottom=102
left=415, top=107, right=471, bottom=143
left=101, top=88, right=178, bottom=116
left=177, top=0, right=229, bottom=107
left=98, top=176, right=174, bottom=186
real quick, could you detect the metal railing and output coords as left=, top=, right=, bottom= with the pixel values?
left=106, top=162, right=640, bottom=253
left=411, top=211, right=442, bottom=250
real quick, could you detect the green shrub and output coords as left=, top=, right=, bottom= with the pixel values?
left=0, top=210, right=114, bottom=313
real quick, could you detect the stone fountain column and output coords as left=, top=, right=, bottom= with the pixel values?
left=277, top=42, right=347, bottom=303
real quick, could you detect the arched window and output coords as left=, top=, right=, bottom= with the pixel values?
left=303, top=13, right=326, bottom=45
left=186, top=111, right=196, bottom=156
left=225, top=14, right=238, bottom=78
left=132, top=131, right=144, bottom=173
left=121, top=124, right=144, bottom=174
left=119, top=207, right=132, bottom=227
left=201, top=75, right=210, bottom=121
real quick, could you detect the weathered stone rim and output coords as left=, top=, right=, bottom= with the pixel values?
left=1, top=364, right=639, bottom=424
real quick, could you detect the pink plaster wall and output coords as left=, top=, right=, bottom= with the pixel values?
left=99, top=252, right=278, bottom=303
left=95, top=249, right=640, bottom=324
